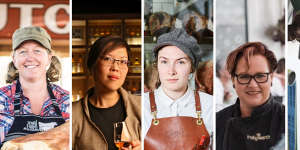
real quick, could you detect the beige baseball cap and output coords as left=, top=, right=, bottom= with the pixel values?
left=12, top=26, right=52, bottom=51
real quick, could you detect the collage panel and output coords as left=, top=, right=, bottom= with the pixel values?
left=0, top=0, right=70, bottom=149
left=71, top=1, right=142, bottom=150
left=216, top=0, right=285, bottom=150
left=0, top=0, right=298, bottom=150
left=287, top=0, right=300, bottom=149
left=143, top=0, right=213, bottom=149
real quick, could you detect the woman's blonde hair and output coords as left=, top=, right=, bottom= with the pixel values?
left=6, top=50, right=62, bottom=83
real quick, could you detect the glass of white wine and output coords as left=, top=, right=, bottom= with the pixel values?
left=113, top=121, right=132, bottom=150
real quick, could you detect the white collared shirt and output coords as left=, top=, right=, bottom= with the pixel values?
left=143, top=86, right=213, bottom=139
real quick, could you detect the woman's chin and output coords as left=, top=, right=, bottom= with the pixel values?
left=244, top=97, right=266, bottom=108
left=101, top=83, right=123, bottom=92
left=162, top=84, right=186, bottom=92
left=20, top=74, right=43, bottom=81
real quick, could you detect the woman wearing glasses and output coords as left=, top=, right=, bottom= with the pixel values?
left=216, top=42, right=285, bottom=150
left=72, top=36, right=141, bottom=150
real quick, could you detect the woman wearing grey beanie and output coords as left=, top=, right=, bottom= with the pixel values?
left=143, top=29, right=213, bottom=150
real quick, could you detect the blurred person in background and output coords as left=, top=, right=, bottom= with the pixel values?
left=195, top=60, right=213, bottom=95
left=215, top=61, right=235, bottom=112
left=271, top=58, right=285, bottom=104
left=144, top=64, right=159, bottom=92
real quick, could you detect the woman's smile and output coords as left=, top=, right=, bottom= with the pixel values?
left=24, top=64, right=39, bottom=69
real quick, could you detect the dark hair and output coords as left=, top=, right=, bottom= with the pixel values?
left=86, top=36, right=130, bottom=72
left=276, top=58, right=285, bottom=74
left=196, top=60, right=213, bottom=95
left=288, top=13, right=300, bottom=41
left=144, top=64, right=159, bottom=90
left=226, top=42, right=277, bottom=77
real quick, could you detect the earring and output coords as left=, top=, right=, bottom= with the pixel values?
left=233, top=84, right=235, bottom=88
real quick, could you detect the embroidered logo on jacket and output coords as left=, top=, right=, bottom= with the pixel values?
left=247, top=133, right=271, bottom=141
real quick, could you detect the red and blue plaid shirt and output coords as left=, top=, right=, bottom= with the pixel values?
left=0, top=81, right=70, bottom=144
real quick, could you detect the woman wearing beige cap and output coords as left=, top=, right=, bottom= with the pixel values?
left=143, top=29, right=213, bottom=150
left=0, top=26, right=70, bottom=150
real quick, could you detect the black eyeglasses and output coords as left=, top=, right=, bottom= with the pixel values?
left=234, top=73, right=270, bottom=84
left=99, top=56, right=129, bottom=68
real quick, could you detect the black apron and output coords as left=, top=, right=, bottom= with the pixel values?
left=1, top=80, right=65, bottom=146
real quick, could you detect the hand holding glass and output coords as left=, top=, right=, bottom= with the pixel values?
left=114, top=122, right=132, bottom=150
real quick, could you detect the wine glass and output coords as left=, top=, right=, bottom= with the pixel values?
left=113, top=121, right=132, bottom=150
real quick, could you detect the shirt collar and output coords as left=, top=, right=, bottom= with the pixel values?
left=157, top=85, right=193, bottom=107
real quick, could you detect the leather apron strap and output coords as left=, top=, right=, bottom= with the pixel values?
left=149, top=91, right=157, bottom=112
left=145, top=90, right=210, bottom=150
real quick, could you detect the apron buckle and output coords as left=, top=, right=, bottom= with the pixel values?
left=151, top=111, right=159, bottom=125
left=153, top=119, right=159, bottom=125
left=196, top=119, right=202, bottom=125
left=196, top=111, right=202, bottom=125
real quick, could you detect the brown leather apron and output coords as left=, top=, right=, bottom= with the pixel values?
left=144, top=91, right=210, bottom=150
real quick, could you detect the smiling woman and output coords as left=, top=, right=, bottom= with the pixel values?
left=12, top=41, right=53, bottom=83
left=0, top=26, right=70, bottom=150
left=216, top=42, right=285, bottom=150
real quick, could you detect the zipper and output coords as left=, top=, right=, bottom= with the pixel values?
left=87, top=117, right=109, bottom=150
left=82, top=98, right=109, bottom=150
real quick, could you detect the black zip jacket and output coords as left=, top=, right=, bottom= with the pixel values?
left=216, top=96, right=285, bottom=150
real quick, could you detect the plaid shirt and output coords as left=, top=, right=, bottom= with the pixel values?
left=0, top=81, right=70, bottom=144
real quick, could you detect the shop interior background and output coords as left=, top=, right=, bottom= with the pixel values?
left=72, top=0, right=141, bottom=101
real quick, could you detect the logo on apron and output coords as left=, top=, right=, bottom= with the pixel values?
left=23, top=120, right=39, bottom=132
left=39, top=122, right=57, bottom=131
left=23, top=120, right=57, bottom=132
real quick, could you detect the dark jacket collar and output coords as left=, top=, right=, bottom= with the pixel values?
left=233, top=95, right=274, bottom=119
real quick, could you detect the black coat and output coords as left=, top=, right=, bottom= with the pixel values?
left=216, top=96, right=285, bottom=150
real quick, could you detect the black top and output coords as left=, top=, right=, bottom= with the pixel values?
left=88, top=96, right=127, bottom=150
left=216, top=96, right=285, bottom=150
